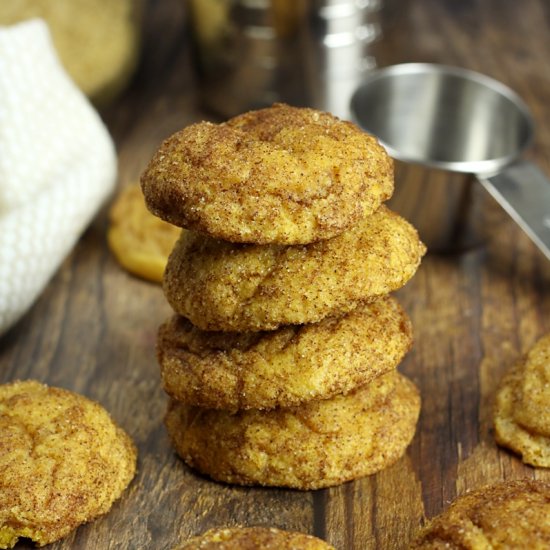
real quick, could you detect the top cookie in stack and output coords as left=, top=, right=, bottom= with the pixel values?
left=141, top=103, right=425, bottom=490
left=141, top=103, right=393, bottom=245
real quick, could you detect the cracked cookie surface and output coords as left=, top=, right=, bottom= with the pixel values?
left=0, top=380, right=136, bottom=549
left=165, top=371, right=420, bottom=490
left=163, top=205, right=426, bottom=332
left=494, top=333, right=550, bottom=468
left=410, top=479, right=550, bottom=549
left=141, top=103, right=393, bottom=244
left=159, top=296, right=412, bottom=411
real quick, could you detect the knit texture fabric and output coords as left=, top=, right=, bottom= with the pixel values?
left=0, top=19, right=116, bottom=334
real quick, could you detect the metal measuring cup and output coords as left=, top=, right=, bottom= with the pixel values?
left=351, top=63, right=550, bottom=259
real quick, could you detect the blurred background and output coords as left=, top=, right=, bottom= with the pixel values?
left=3, top=0, right=547, bottom=131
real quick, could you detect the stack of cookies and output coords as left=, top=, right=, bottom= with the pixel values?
left=141, top=104, right=426, bottom=490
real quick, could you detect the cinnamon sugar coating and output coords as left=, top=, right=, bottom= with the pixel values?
left=158, top=297, right=412, bottom=411
left=141, top=103, right=393, bottom=244
left=174, top=526, right=334, bottom=549
left=494, top=333, right=550, bottom=468
left=509, top=334, right=550, bottom=439
left=410, top=479, right=550, bottom=549
left=163, top=205, right=426, bottom=332
left=164, top=371, right=420, bottom=490
left=0, top=380, right=136, bottom=549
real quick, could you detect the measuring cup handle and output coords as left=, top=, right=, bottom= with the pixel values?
left=477, top=160, right=550, bottom=260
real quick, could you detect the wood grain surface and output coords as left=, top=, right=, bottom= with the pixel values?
left=2, top=0, right=550, bottom=548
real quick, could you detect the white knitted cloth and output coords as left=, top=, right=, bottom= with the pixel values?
left=0, top=20, right=117, bottom=335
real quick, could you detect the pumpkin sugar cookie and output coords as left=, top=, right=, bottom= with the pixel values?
left=163, top=205, right=426, bottom=332
left=108, top=184, right=181, bottom=282
left=165, top=370, right=420, bottom=490
left=141, top=103, right=393, bottom=244
left=0, top=380, right=136, bottom=549
left=509, top=333, right=550, bottom=440
left=159, top=296, right=413, bottom=411
left=494, top=334, right=550, bottom=468
left=410, top=479, right=550, bottom=549
left=174, top=526, right=334, bottom=549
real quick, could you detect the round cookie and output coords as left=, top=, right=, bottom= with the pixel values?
left=174, top=526, right=334, bottom=549
left=159, top=296, right=412, bottom=411
left=164, top=371, right=420, bottom=490
left=108, top=184, right=181, bottom=283
left=494, top=337, right=550, bottom=468
left=163, top=205, right=426, bottom=332
left=410, top=479, right=550, bottom=549
left=141, top=103, right=393, bottom=244
left=510, top=333, right=550, bottom=438
left=0, top=380, right=137, bottom=548
left=0, top=0, right=140, bottom=104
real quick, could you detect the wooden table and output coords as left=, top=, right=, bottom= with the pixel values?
left=2, top=0, right=550, bottom=548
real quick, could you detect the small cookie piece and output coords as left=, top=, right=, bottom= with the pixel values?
left=0, top=380, right=137, bottom=549
left=159, top=296, right=412, bottom=411
left=108, top=184, right=181, bottom=282
left=164, top=205, right=426, bottom=332
left=174, top=526, right=334, bottom=549
left=410, top=479, right=550, bottom=549
left=141, top=103, right=393, bottom=244
left=494, top=335, right=550, bottom=468
left=165, top=371, right=420, bottom=490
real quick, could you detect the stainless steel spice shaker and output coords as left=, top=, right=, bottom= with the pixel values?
left=188, top=0, right=382, bottom=118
